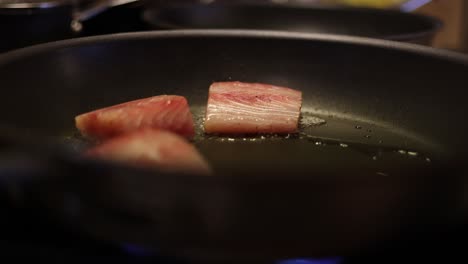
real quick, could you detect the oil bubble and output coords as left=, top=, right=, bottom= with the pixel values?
left=377, top=172, right=389, bottom=176
left=301, top=116, right=326, bottom=128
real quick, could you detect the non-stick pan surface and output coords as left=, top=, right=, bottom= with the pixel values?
left=142, top=5, right=442, bottom=44
left=0, top=30, right=468, bottom=263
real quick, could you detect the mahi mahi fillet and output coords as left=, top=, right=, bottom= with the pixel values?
left=75, top=95, right=195, bottom=140
left=204, top=82, right=302, bottom=134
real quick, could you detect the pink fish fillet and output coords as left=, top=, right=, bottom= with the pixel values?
left=75, top=95, right=195, bottom=140
left=204, top=82, right=302, bottom=134
left=85, top=129, right=212, bottom=176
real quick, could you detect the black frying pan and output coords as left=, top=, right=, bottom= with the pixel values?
left=0, top=30, right=468, bottom=264
left=0, top=0, right=144, bottom=53
left=142, top=4, right=442, bottom=45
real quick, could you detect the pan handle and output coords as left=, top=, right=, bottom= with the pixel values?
left=70, top=0, right=141, bottom=32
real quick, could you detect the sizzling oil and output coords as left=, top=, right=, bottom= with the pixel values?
left=191, top=110, right=436, bottom=177
left=63, top=111, right=438, bottom=178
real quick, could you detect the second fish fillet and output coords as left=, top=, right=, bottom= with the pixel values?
left=75, top=95, right=195, bottom=140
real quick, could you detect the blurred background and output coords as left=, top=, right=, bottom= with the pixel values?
left=331, top=0, right=468, bottom=52
left=291, top=0, right=468, bottom=52
left=413, top=0, right=468, bottom=52
left=149, top=0, right=468, bottom=50
left=0, top=0, right=467, bottom=53
left=196, top=0, right=468, bottom=52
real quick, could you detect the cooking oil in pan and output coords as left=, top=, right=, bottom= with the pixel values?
left=63, top=112, right=440, bottom=178
left=190, top=111, right=438, bottom=177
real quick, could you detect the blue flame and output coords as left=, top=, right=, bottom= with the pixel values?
left=277, top=257, right=343, bottom=264
left=400, top=0, right=432, bottom=12
left=121, top=244, right=156, bottom=257
left=121, top=243, right=343, bottom=264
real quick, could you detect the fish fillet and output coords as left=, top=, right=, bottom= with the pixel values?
left=85, top=129, right=212, bottom=176
left=204, top=82, right=302, bottom=134
left=75, top=95, right=195, bottom=140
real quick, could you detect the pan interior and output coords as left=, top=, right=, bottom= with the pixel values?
left=62, top=103, right=438, bottom=179
left=0, top=32, right=465, bottom=178
left=0, top=32, right=467, bottom=261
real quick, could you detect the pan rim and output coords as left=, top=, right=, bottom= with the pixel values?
left=0, top=29, right=467, bottom=65
left=141, top=4, right=443, bottom=43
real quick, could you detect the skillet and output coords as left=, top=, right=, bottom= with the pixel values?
left=142, top=4, right=442, bottom=45
left=0, top=30, right=468, bottom=263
